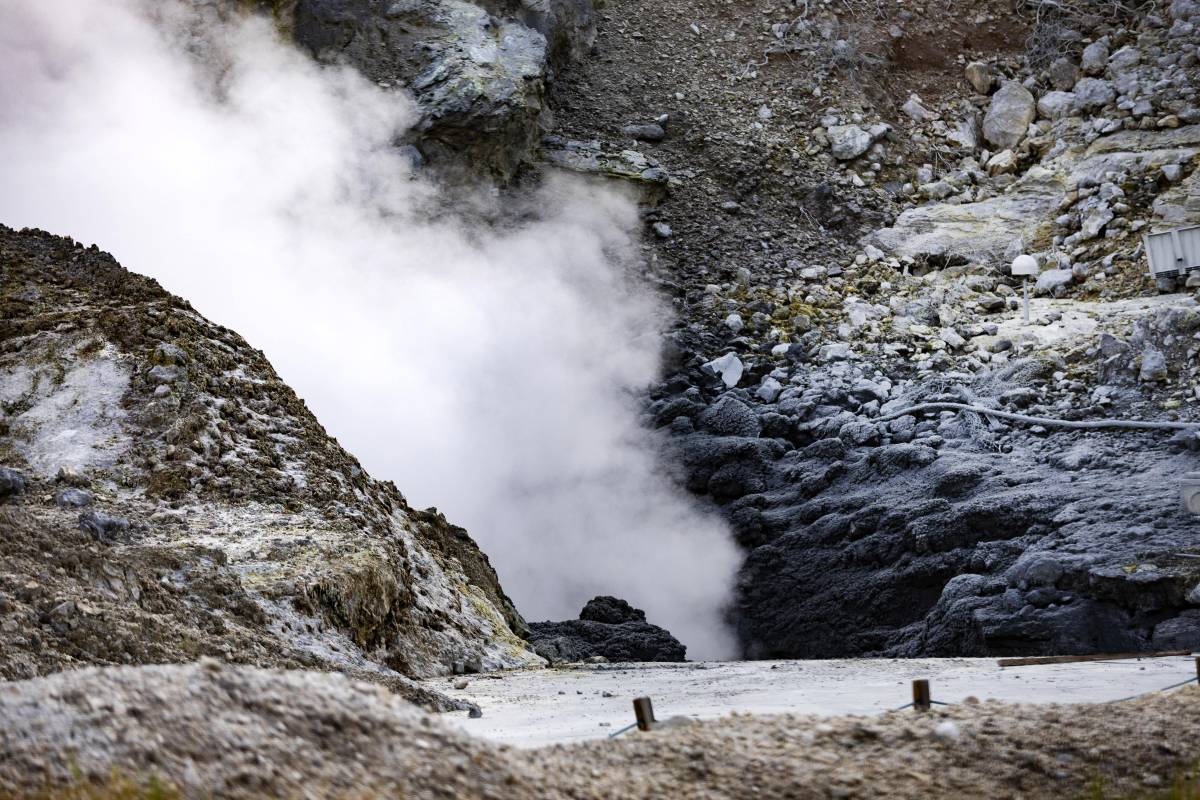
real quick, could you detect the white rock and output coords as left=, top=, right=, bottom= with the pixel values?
left=703, top=353, right=744, bottom=388
left=828, top=125, right=874, bottom=160
left=934, top=721, right=961, bottom=741
left=724, top=313, right=745, bottom=333
left=964, top=61, right=992, bottom=94
left=902, top=94, right=935, bottom=122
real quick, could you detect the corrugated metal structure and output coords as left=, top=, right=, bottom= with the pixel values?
left=1144, top=225, right=1200, bottom=278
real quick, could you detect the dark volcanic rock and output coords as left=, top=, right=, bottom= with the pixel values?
left=527, top=596, right=685, bottom=663
left=578, top=595, right=645, bottom=624
left=726, top=434, right=1200, bottom=660
left=0, top=468, right=26, bottom=502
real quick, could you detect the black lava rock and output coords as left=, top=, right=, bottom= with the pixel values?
left=0, top=468, right=27, bottom=502
left=527, top=596, right=686, bottom=663
left=579, top=596, right=646, bottom=624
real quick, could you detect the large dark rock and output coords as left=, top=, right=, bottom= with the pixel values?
left=527, top=596, right=685, bottom=663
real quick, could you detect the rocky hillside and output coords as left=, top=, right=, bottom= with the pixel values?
left=0, top=225, right=542, bottom=698
left=539, top=0, right=1200, bottom=657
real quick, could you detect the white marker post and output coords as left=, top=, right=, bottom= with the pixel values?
left=1011, top=254, right=1039, bottom=323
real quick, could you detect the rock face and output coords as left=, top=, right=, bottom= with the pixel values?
left=527, top=596, right=686, bottom=662
left=0, top=225, right=542, bottom=687
left=282, top=0, right=595, bottom=179
left=649, top=348, right=1200, bottom=660
left=866, top=166, right=1064, bottom=264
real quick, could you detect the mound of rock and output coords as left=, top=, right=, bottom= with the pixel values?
left=527, top=596, right=686, bottom=662
left=0, top=225, right=542, bottom=693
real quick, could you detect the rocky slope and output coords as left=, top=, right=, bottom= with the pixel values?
left=0, top=225, right=543, bottom=696
left=538, top=0, right=1200, bottom=658
left=3, top=661, right=1200, bottom=798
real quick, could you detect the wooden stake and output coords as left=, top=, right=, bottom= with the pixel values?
left=1194, top=656, right=1200, bottom=684
left=912, top=679, right=931, bottom=712
left=633, top=697, right=656, bottom=731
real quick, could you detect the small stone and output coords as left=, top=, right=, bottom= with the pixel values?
left=827, top=125, right=874, bottom=160
left=1037, top=91, right=1075, bottom=120
left=1072, top=78, right=1116, bottom=112
left=703, top=353, right=744, bottom=388
left=54, top=488, right=93, bottom=509
left=901, top=94, right=935, bottom=121
left=621, top=123, right=665, bottom=142
left=1047, top=57, right=1079, bottom=91
left=964, top=61, right=993, bottom=94
left=1140, top=348, right=1168, bottom=382
left=652, top=222, right=673, bottom=238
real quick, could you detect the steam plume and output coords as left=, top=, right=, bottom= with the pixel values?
left=0, top=0, right=739, bottom=657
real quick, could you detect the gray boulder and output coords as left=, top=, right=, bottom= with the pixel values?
left=1080, top=39, right=1110, bottom=75
left=1034, top=268, right=1074, bottom=295
left=1139, top=348, right=1168, bottom=381
left=79, top=511, right=130, bottom=544
left=1037, top=91, right=1075, bottom=120
left=1047, top=57, right=1079, bottom=91
left=983, top=82, right=1036, bottom=149
left=1072, top=78, right=1116, bottom=112
left=964, top=61, right=993, bottom=94
left=54, top=488, right=93, bottom=509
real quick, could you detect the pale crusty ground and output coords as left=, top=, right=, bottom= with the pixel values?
left=428, top=655, right=1200, bottom=747
left=1, top=661, right=1198, bottom=799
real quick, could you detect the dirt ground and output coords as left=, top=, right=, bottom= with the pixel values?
left=2, top=661, right=1200, bottom=799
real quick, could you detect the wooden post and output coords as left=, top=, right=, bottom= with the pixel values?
left=912, top=679, right=931, bottom=712
left=1194, top=657, right=1200, bottom=684
left=633, top=697, right=656, bottom=731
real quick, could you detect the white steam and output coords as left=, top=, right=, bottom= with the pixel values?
left=0, top=0, right=739, bottom=657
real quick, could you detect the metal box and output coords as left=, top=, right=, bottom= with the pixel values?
left=1144, top=225, right=1200, bottom=278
